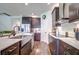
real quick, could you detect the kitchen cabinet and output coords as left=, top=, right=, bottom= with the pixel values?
left=52, top=7, right=60, bottom=28
left=1, top=41, right=20, bottom=55
left=31, top=18, right=41, bottom=28
left=69, top=3, right=79, bottom=22
left=61, top=40, right=79, bottom=55
left=22, top=17, right=32, bottom=32
left=48, top=34, right=79, bottom=55
left=49, top=35, right=57, bottom=54
left=34, top=33, right=40, bottom=41
left=21, top=40, right=32, bottom=55
left=49, top=34, right=64, bottom=55
left=59, top=3, right=79, bottom=22
left=52, top=7, right=59, bottom=22
left=22, top=17, right=32, bottom=24
left=22, top=17, right=41, bottom=32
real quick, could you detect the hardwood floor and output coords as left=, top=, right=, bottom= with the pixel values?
left=30, top=41, right=51, bottom=55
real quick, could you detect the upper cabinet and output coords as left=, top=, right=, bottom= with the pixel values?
left=22, top=17, right=41, bottom=28
left=52, top=7, right=59, bottom=22
left=22, top=17, right=32, bottom=24
left=69, top=3, right=79, bottom=22
left=59, top=3, right=79, bottom=22
left=31, top=18, right=41, bottom=28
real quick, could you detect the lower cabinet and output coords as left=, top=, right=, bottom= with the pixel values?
left=49, top=35, right=79, bottom=55
left=49, top=39, right=64, bottom=55
left=62, top=41, right=79, bottom=55
left=34, top=33, right=40, bottom=41
left=1, top=40, right=32, bottom=55
left=49, top=40, right=57, bottom=55
left=49, top=35, right=58, bottom=55
left=1, top=42, right=20, bottom=55
left=21, top=40, right=32, bottom=55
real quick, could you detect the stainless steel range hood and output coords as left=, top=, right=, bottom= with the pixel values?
left=62, top=3, right=69, bottom=19
left=59, top=3, right=70, bottom=20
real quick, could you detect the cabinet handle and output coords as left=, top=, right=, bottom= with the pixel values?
left=8, top=47, right=17, bottom=53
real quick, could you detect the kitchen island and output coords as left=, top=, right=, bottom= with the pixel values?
left=49, top=33, right=79, bottom=55
left=9, top=33, right=34, bottom=55
left=0, top=39, right=22, bottom=55
left=0, top=33, right=34, bottom=55
left=10, top=33, right=34, bottom=49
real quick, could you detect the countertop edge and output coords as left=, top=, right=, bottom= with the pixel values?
left=49, top=33, right=79, bottom=50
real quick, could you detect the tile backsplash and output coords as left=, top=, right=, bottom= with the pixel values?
left=60, top=21, right=79, bottom=37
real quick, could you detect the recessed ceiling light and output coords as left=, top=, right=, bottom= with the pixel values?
left=32, top=13, right=34, bottom=15
left=47, top=3, right=50, bottom=5
left=25, top=3, right=28, bottom=5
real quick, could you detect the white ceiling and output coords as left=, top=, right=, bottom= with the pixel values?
left=0, top=3, right=55, bottom=17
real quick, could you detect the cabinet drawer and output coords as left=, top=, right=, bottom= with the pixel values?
left=1, top=42, right=20, bottom=55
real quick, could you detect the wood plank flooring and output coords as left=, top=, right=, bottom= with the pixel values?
left=30, top=41, right=51, bottom=55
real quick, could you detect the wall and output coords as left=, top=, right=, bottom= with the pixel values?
left=61, top=20, right=77, bottom=37
left=0, top=15, right=22, bottom=31
left=41, top=10, right=52, bottom=44
left=10, top=16, right=22, bottom=29
left=40, top=4, right=59, bottom=44
left=0, top=15, right=11, bottom=31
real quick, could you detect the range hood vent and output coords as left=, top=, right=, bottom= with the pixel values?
left=61, top=3, right=70, bottom=20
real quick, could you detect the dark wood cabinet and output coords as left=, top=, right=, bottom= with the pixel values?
left=22, top=17, right=40, bottom=28
left=49, top=39, right=57, bottom=54
left=49, top=35, right=63, bottom=55
left=21, top=40, right=32, bottom=55
left=49, top=35, right=79, bottom=55
left=22, top=17, right=41, bottom=32
left=22, top=17, right=32, bottom=24
left=31, top=18, right=41, bottom=28
left=69, top=3, right=79, bottom=22
left=34, top=33, right=40, bottom=41
left=1, top=42, right=20, bottom=55
left=61, top=41, right=79, bottom=55
left=52, top=7, right=59, bottom=22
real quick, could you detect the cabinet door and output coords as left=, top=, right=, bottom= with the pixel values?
left=49, top=36, right=65, bottom=55
left=34, top=33, right=40, bottom=41
left=48, top=35, right=57, bottom=55
left=59, top=40, right=65, bottom=55
left=31, top=18, right=41, bottom=28
left=63, top=41, right=79, bottom=55
left=52, top=7, right=59, bottom=22
left=21, top=40, right=32, bottom=55
left=1, top=42, right=20, bottom=55
left=69, top=3, right=79, bottom=22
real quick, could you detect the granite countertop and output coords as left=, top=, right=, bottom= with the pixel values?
left=0, top=39, right=22, bottom=51
left=16, top=33, right=34, bottom=36
left=9, top=33, right=34, bottom=47
left=49, top=33, right=79, bottom=50
left=0, top=32, right=34, bottom=52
